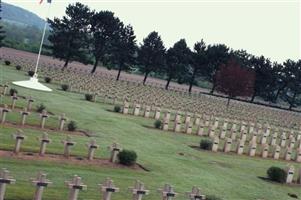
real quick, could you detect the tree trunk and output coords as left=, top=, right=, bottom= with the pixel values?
left=210, top=83, right=216, bottom=94
left=91, top=58, right=99, bottom=74
left=62, top=57, right=70, bottom=71
left=226, top=97, right=231, bottom=109
left=275, top=84, right=286, bottom=101
left=143, top=71, right=149, bottom=85
left=116, top=65, right=122, bottom=81
left=289, top=91, right=297, bottom=110
left=165, top=75, right=172, bottom=90
left=188, top=69, right=196, bottom=93
left=250, top=90, right=257, bottom=102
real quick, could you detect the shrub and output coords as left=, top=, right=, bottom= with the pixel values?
left=154, top=120, right=162, bottom=129
left=15, top=65, right=21, bottom=70
left=267, top=166, right=286, bottom=183
left=36, top=103, right=46, bottom=113
left=114, top=105, right=121, bottom=112
left=4, top=60, right=11, bottom=65
left=61, top=84, right=69, bottom=91
left=118, top=150, right=137, bottom=166
left=44, top=77, right=52, bottom=83
left=200, top=139, right=213, bottom=150
left=85, top=94, right=93, bottom=101
left=9, top=88, right=18, bottom=96
left=28, top=70, right=35, bottom=77
left=206, top=195, right=223, bottom=200
left=67, top=121, right=77, bottom=132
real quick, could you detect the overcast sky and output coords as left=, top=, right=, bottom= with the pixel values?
left=3, top=0, right=301, bottom=63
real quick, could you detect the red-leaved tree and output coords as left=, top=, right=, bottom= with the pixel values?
left=215, top=59, right=255, bottom=107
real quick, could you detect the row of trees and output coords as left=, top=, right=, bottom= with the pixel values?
left=47, top=3, right=301, bottom=109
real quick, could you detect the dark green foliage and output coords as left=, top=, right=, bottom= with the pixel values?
left=138, top=31, right=166, bottom=85
left=9, top=88, right=17, bottom=96
left=154, top=120, right=162, bottom=129
left=67, top=121, right=77, bottom=131
left=200, top=139, right=213, bottom=150
left=118, top=150, right=137, bottom=166
left=28, top=70, right=35, bottom=77
left=165, top=39, right=191, bottom=90
left=85, top=94, right=93, bottom=101
left=36, top=103, right=46, bottom=113
left=61, top=84, right=69, bottom=91
left=110, top=24, right=137, bottom=81
left=90, top=11, right=121, bottom=74
left=44, top=77, right=52, bottom=83
left=206, top=195, right=223, bottom=200
left=47, top=3, right=92, bottom=70
left=114, top=105, right=121, bottom=112
left=267, top=166, right=286, bottom=183
left=4, top=60, right=10, bottom=65
left=15, top=65, right=21, bottom=70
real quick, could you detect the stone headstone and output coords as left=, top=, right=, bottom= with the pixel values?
left=273, top=145, right=281, bottom=160
left=133, top=104, right=141, bottom=116
left=109, top=143, right=122, bottom=163
left=158, top=184, right=177, bottom=200
left=224, top=138, right=232, bottom=153
left=248, top=142, right=257, bottom=157
left=123, top=101, right=129, bottom=114
left=62, top=136, right=76, bottom=158
left=11, top=93, right=18, bottom=110
left=212, top=137, right=219, bottom=152
left=261, top=144, right=269, bottom=158
left=129, top=180, right=149, bottom=200
left=284, top=147, right=293, bottom=161
left=86, top=139, right=99, bottom=160
left=27, top=96, right=35, bottom=111
left=65, top=175, right=87, bottom=200
left=0, top=169, right=16, bottom=200
left=12, top=129, right=25, bottom=154
left=20, top=108, right=30, bottom=126
left=99, top=178, right=120, bottom=200
left=154, top=107, right=161, bottom=120
left=40, top=110, right=49, bottom=129
left=31, top=172, right=52, bottom=200
left=236, top=140, right=245, bottom=155
left=186, top=186, right=205, bottom=200
left=59, top=113, right=67, bottom=131
left=285, top=165, right=295, bottom=184
left=38, top=132, right=51, bottom=156
left=1, top=105, right=11, bottom=124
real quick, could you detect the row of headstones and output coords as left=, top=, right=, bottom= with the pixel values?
left=0, top=169, right=207, bottom=200
left=11, top=131, right=122, bottom=163
left=28, top=58, right=300, bottom=130
left=0, top=91, right=68, bottom=130
left=0, top=104, right=67, bottom=130
left=13, top=130, right=122, bottom=163
left=210, top=137, right=301, bottom=162
left=121, top=101, right=301, bottom=141
left=2, top=56, right=300, bottom=130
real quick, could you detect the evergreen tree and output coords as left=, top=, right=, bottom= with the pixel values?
left=138, top=31, right=166, bottom=85
left=48, top=3, right=92, bottom=70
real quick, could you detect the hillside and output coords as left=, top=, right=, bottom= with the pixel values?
left=2, top=2, right=45, bottom=29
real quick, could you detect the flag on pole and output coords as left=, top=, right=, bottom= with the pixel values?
left=39, top=0, right=51, bottom=4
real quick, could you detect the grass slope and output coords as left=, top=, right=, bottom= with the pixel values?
left=0, top=65, right=300, bottom=200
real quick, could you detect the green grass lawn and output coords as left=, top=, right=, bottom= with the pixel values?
left=0, top=65, right=300, bottom=200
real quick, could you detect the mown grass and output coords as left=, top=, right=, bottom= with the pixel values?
left=0, top=65, right=300, bottom=200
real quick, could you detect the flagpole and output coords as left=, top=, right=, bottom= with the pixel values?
left=34, top=1, right=51, bottom=76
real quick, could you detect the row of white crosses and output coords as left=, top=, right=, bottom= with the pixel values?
left=3, top=53, right=301, bottom=130
left=210, top=136, right=301, bottom=162
left=11, top=131, right=121, bottom=162
left=0, top=169, right=207, bottom=200
left=1, top=103, right=68, bottom=130
left=3, top=53, right=300, bottom=126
